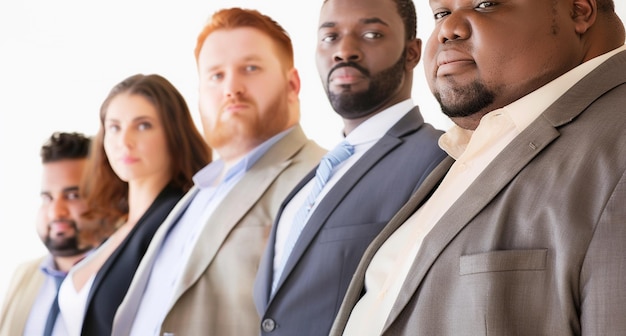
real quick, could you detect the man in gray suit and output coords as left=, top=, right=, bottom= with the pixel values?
left=253, top=0, right=446, bottom=335
left=331, top=0, right=626, bottom=335
left=111, top=8, right=325, bottom=336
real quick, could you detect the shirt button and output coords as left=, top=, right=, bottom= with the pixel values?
left=262, top=318, right=276, bottom=332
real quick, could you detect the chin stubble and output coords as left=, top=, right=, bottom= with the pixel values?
left=326, top=52, right=406, bottom=119
left=435, top=81, right=495, bottom=119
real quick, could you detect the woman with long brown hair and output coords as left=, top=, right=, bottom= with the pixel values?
left=58, top=73, right=211, bottom=336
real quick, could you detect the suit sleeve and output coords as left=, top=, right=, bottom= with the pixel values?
left=580, top=168, right=626, bottom=334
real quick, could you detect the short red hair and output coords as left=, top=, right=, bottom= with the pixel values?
left=194, top=7, right=294, bottom=69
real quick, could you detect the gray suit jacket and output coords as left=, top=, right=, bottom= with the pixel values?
left=0, top=257, right=45, bottom=336
left=254, top=107, right=446, bottom=335
left=331, top=50, right=626, bottom=335
left=111, top=125, right=325, bottom=336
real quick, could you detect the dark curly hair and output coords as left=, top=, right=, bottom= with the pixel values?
left=40, top=132, right=91, bottom=163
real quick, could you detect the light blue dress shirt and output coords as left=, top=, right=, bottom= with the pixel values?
left=23, top=256, right=68, bottom=336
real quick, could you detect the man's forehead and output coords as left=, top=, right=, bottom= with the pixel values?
left=319, top=0, right=399, bottom=27
left=199, top=32, right=283, bottom=70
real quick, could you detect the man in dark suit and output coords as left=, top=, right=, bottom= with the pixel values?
left=253, top=0, right=446, bottom=335
left=331, top=0, right=626, bottom=335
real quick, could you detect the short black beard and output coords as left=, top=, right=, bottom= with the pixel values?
left=44, top=221, right=91, bottom=257
left=326, top=52, right=406, bottom=120
left=434, top=81, right=495, bottom=119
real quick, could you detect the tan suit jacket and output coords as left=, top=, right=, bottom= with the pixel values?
left=0, top=257, right=45, bottom=336
left=112, top=125, right=325, bottom=336
left=331, top=50, right=626, bottom=335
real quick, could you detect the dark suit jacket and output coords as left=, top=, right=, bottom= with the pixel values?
left=254, top=107, right=447, bottom=335
left=331, top=50, right=626, bottom=335
left=81, top=185, right=184, bottom=336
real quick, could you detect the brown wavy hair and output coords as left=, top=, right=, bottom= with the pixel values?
left=82, top=73, right=211, bottom=226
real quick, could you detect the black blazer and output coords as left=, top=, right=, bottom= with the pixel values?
left=80, top=184, right=184, bottom=336
left=253, top=106, right=447, bottom=336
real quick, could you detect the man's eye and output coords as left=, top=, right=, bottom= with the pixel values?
left=477, top=1, right=495, bottom=9
left=66, top=191, right=81, bottom=200
left=363, top=32, right=382, bottom=39
left=209, top=73, right=223, bottom=81
left=434, top=11, right=450, bottom=20
left=321, top=34, right=337, bottom=43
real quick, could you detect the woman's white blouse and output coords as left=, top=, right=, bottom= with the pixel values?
left=58, top=269, right=94, bottom=336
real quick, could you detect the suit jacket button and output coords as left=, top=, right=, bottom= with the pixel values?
left=262, top=318, right=276, bottom=332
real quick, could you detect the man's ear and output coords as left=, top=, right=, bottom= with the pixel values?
left=287, top=68, right=301, bottom=103
left=405, top=38, right=422, bottom=71
left=572, top=0, right=597, bottom=34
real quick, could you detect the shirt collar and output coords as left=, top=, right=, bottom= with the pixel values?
left=345, top=99, right=414, bottom=145
left=440, top=44, right=626, bottom=159
left=506, top=44, right=626, bottom=131
left=39, top=255, right=67, bottom=278
left=192, top=126, right=294, bottom=188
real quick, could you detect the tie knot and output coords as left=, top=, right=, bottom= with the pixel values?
left=324, top=141, right=354, bottom=168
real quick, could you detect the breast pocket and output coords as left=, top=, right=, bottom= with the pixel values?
left=459, top=249, right=547, bottom=275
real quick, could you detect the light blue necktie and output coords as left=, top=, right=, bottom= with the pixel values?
left=272, top=141, right=354, bottom=293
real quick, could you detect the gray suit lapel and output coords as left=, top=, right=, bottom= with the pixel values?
left=330, top=157, right=453, bottom=336
left=384, top=120, right=559, bottom=330
left=274, top=108, right=424, bottom=293
left=257, top=169, right=315, bottom=305
left=382, top=50, right=626, bottom=332
left=274, top=134, right=402, bottom=292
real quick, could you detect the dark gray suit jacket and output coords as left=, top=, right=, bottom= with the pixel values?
left=254, top=107, right=447, bottom=335
left=331, top=50, right=626, bottom=335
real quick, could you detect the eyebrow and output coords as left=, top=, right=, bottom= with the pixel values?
left=203, top=54, right=264, bottom=72
left=362, top=17, right=389, bottom=26
left=132, top=115, right=154, bottom=123
left=105, top=115, right=154, bottom=124
left=63, top=186, right=80, bottom=193
left=40, top=186, right=80, bottom=197
left=319, top=17, right=390, bottom=30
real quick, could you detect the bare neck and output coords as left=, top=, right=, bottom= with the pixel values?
left=54, top=253, right=87, bottom=273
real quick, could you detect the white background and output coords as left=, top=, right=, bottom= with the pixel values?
left=0, top=1, right=624, bottom=304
